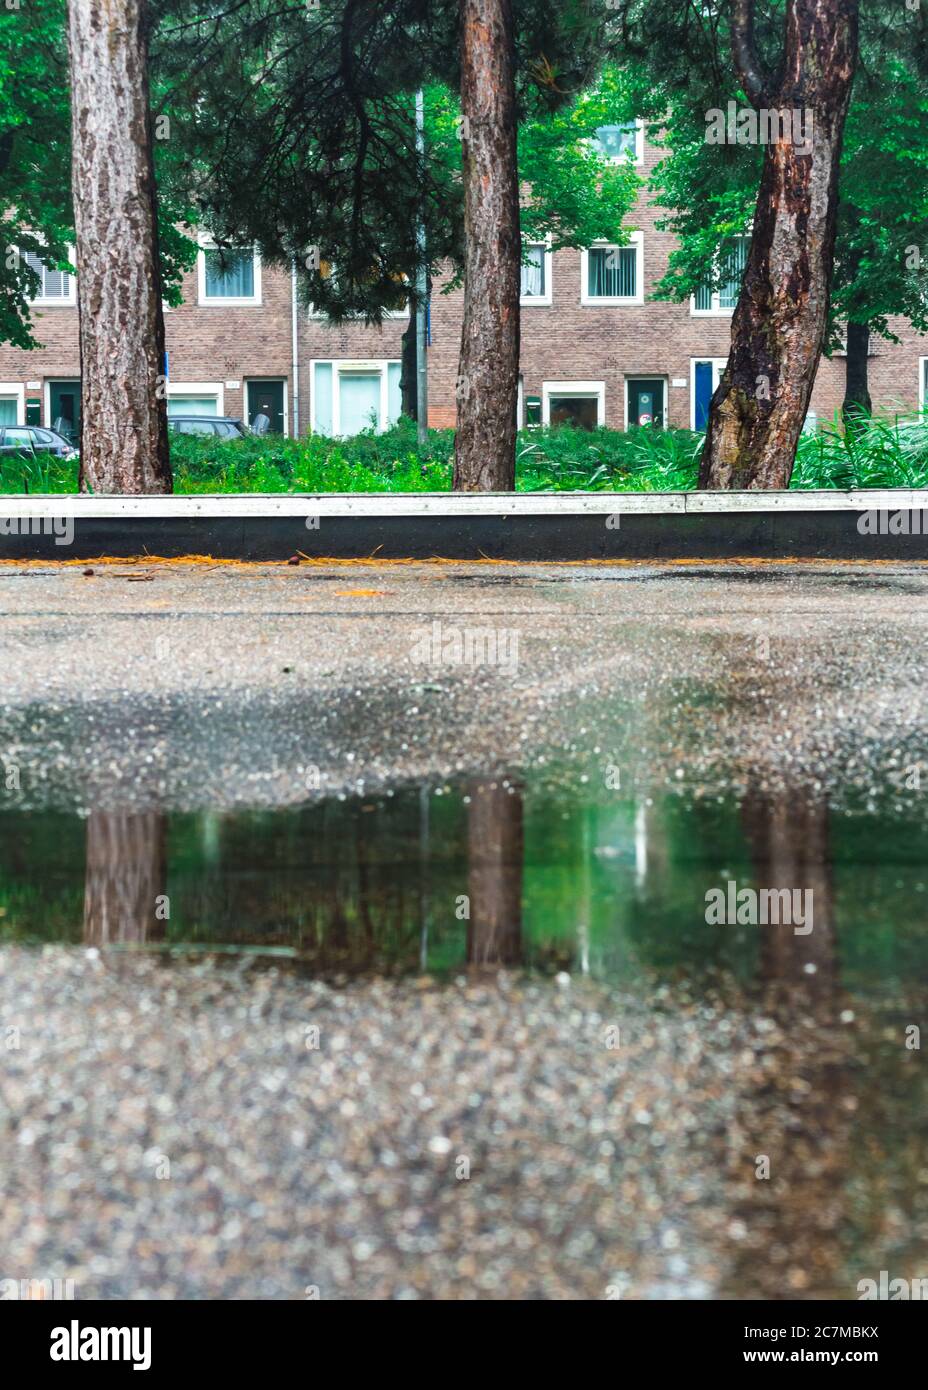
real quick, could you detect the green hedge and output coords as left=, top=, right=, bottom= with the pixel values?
left=4, top=412, right=928, bottom=494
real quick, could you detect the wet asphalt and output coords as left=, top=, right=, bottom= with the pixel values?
left=1, top=558, right=927, bottom=1299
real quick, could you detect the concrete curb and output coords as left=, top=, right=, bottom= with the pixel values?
left=1, top=491, right=927, bottom=560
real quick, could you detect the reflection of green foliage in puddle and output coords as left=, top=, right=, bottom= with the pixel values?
left=2, top=787, right=928, bottom=994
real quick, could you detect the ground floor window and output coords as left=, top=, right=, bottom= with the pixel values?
left=542, top=381, right=605, bottom=430
left=0, top=384, right=24, bottom=426
left=691, top=358, right=728, bottom=430
left=921, top=358, right=928, bottom=411
left=626, top=377, right=667, bottom=429
left=311, top=360, right=401, bottom=436
left=166, top=384, right=224, bottom=417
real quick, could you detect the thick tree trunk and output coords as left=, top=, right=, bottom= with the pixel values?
left=83, top=811, right=167, bottom=944
left=699, top=0, right=858, bottom=489
left=842, top=319, right=872, bottom=425
left=453, top=0, right=521, bottom=491
left=68, top=0, right=172, bottom=494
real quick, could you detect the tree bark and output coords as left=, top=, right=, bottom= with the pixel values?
left=699, top=0, right=858, bottom=489
left=83, top=811, right=167, bottom=944
left=68, top=0, right=172, bottom=494
left=842, top=319, right=872, bottom=426
left=453, top=0, right=521, bottom=491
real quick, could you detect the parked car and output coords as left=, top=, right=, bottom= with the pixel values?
left=0, top=424, right=79, bottom=460
left=168, top=415, right=246, bottom=439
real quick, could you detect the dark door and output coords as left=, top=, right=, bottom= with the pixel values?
left=49, top=380, right=81, bottom=441
left=628, top=378, right=665, bottom=429
left=247, top=379, right=286, bottom=434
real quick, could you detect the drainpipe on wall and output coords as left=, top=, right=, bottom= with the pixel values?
left=291, top=260, right=300, bottom=437
left=415, top=88, right=429, bottom=447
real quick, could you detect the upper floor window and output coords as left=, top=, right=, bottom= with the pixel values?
left=591, top=120, right=643, bottom=165
left=520, top=242, right=552, bottom=305
left=197, top=243, right=262, bottom=305
left=581, top=232, right=643, bottom=306
left=692, top=234, right=749, bottom=315
left=22, top=250, right=76, bottom=305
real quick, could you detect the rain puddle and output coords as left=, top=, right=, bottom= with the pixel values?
left=2, top=772, right=927, bottom=1298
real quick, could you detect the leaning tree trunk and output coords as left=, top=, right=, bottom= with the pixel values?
left=453, top=0, right=521, bottom=491
left=699, top=0, right=858, bottom=489
left=68, top=0, right=172, bottom=493
left=842, top=319, right=872, bottom=426
left=400, top=315, right=418, bottom=420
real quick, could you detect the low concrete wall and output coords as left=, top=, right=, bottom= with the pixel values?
left=1, top=491, right=927, bottom=560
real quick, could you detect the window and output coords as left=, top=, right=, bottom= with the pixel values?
left=520, top=243, right=552, bottom=305
left=692, top=235, right=750, bottom=315
left=581, top=233, right=643, bottom=305
left=307, top=264, right=409, bottom=319
left=920, top=358, right=928, bottom=411
left=197, top=244, right=261, bottom=305
left=542, top=381, right=605, bottom=430
left=311, top=360, right=401, bottom=436
left=22, top=251, right=76, bottom=305
left=625, top=377, right=667, bottom=430
left=591, top=120, right=643, bottom=165
left=166, top=384, right=224, bottom=416
left=691, top=358, right=728, bottom=429
left=0, top=384, right=24, bottom=426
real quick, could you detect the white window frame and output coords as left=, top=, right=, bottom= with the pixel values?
left=541, top=380, right=605, bottom=428
left=589, top=118, right=644, bottom=167
left=245, top=378, right=290, bottom=437
left=310, top=359, right=400, bottom=436
left=520, top=239, right=553, bottom=307
left=197, top=238, right=262, bottom=307
left=0, top=383, right=25, bottom=425
left=920, top=357, right=928, bottom=411
left=689, top=357, right=728, bottom=429
left=580, top=232, right=644, bottom=306
left=21, top=248, right=77, bottom=307
left=624, top=375, right=669, bottom=431
left=166, top=382, right=225, bottom=416
left=690, top=234, right=750, bottom=317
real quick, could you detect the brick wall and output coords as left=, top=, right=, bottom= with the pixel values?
left=3, top=134, right=926, bottom=436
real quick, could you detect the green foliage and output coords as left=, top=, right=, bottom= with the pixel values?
left=8, top=413, right=928, bottom=495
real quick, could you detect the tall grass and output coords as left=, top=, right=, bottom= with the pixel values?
left=2, top=410, right=928, bottom=495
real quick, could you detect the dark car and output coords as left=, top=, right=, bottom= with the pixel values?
left=167, top=415, right=246, bottom=439
left=0, top=424, right=79, bottom=460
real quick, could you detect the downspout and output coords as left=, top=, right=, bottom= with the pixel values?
left=291, top=260, right=300, bottom=437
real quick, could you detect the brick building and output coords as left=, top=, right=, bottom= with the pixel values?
left=2, top=128, right=927, bottom=440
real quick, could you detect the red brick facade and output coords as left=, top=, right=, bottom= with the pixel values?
left=3, top=134, right=926, bottom=438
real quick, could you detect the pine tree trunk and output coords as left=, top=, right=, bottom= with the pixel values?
left=400, top=315, right=417, bottom=420
left=699, top=0, right=858, bottom=489
left=842, top=320, right=872, bottom=426
left=453, top=0, right=521, bottom=491
left=68, top=0, right=172, bottom=494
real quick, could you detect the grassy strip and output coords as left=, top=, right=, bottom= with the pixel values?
left=3, top=413, right=928, bottom=495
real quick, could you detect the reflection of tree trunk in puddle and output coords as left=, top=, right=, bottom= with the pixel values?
left=717, top=783, right=856, bottom=1297
left=466, top=780, right=523, bottom=967
left=742, top=784, right=838, bottom=995
left=83, top=812, right=167, bottom=945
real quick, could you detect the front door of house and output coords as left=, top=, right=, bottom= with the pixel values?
left=48, top=380, right=81, bottom=441
left=247, top=379, right=286, bottom=434
left=628, top=378, right=664, bottom=429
